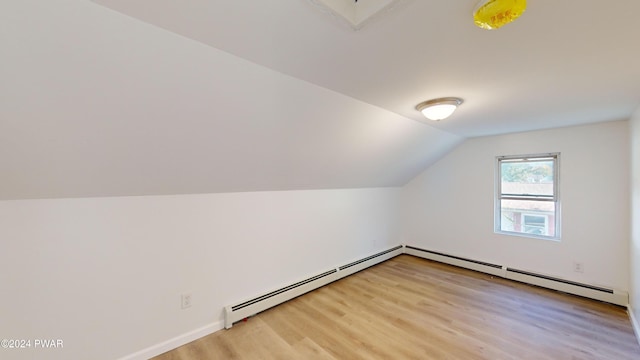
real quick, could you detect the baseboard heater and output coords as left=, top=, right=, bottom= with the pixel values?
left=223, top=245, right=403, bottom=329
left=504, top=267, right=627, bottom=306
left=404, top=245, right=505, bottom=277
left=405, top=245, right=628, bottom=307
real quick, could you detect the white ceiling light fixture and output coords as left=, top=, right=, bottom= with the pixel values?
left=415, top=97, right=464, bottom=121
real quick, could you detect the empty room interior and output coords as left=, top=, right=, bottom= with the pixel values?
left=4, top=1, right=640, bottom=359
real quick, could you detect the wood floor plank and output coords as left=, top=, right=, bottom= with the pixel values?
left=153, top=255, right=640, bottom=359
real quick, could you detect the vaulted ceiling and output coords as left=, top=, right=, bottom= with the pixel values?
left=2, top=1, right=639, bottom=200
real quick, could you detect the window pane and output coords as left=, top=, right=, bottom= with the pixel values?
left=501, top=160, right=554, bottom=196
left=500, top=199, right=555, bottom=237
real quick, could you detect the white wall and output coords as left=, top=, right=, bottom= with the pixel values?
left=0, top=187, right=400, bottom=360
left=401, top=120, right=630, bottom=292
left=630, top=108, right=640, bottom=334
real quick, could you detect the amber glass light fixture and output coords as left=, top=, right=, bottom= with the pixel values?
left=474, top=0, right=527, bottom=30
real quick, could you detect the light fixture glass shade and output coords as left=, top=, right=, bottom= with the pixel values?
left=420, top=104, right=457, bottom=121
left=415, top=97, right=463, bottom=121
left=474, top=0, right=526, bottom=30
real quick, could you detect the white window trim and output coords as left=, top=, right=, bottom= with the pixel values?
left=494, top=152, right=561, bottom=241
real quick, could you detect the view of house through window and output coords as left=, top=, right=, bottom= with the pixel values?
left=496, top=153, right=560, bottom=239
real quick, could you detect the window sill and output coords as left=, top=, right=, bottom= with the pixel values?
left=495, top=230, right=560, bottom=242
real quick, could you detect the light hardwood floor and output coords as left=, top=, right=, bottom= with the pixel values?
left=154, top=255, right=640, bottom=359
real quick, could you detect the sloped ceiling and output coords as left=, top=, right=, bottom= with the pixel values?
left=2, top=0, right=640, bottom=200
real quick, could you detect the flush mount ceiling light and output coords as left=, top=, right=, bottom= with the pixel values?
left=474, top=0, right=527, bottom=30
left=415, top=97, right=464, bottom=121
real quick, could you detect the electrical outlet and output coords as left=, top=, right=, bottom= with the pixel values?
left=181, top=293, right=192, bottom=309
left=573, top=262, right=584, bottom=273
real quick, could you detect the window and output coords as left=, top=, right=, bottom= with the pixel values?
left=495, top=153, right=560, bottom=240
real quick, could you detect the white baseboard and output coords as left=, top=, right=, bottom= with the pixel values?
left=630, top=306, right=640, bottom=347
left=117, top=321, right=223, bottom=360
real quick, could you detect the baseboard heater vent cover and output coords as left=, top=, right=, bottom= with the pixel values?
left=404, top=245, right=504, bottom=277
left=504, top=267, right=627, bottom=305
left=230, top=269, right=337, bottom=313
left=224, top=245, right=403, bottom=329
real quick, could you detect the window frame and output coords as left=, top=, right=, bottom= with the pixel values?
left=495, top=153, right=561, bottom=240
